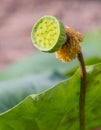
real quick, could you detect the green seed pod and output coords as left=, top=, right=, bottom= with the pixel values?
left=31, top=15, right=67, bottom=52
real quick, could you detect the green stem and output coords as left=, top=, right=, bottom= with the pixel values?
left=77, top=52, right=86, bottom=130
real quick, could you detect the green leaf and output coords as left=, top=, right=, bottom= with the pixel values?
left=0, top=63, right=101, bottom=130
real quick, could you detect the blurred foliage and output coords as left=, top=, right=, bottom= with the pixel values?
left=0, top=29, right=101, bottom=129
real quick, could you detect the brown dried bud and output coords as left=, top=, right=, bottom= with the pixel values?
left=55, top=26, right=83, bottom=62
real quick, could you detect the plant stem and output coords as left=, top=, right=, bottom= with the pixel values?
left=77, top=52, right=86, bottom=130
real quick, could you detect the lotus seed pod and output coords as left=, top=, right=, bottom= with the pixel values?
left=31, top=16, right=67, bottom=52
left=55, top=27, right=83, bottom=62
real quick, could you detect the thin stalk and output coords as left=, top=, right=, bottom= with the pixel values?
left=77, top=52, right=86, bottom=130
